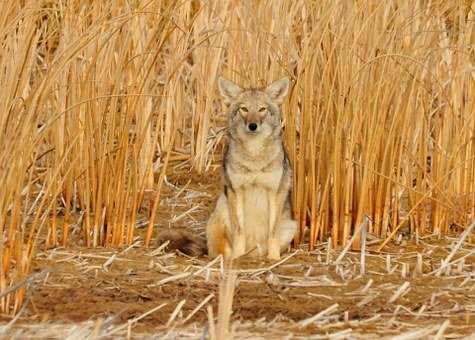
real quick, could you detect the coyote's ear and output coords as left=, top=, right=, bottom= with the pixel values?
left=218, top=77, right=243, bottom=104
left=266, top=77, right=290, bottom=104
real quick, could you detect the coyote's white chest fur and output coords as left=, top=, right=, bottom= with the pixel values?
left=228, top=141, right=285, bottom=254
left=205, top=76, right=298, bottom=260
left=243, top=186, right=269, bottom=251
left=227, top=140, right=284, bottom=190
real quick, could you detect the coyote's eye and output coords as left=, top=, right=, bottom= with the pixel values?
left=259, top=107, right=267, bottom=112
left=240, top=106, right=248, bottom=112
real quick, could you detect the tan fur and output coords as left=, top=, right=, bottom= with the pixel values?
left=207, top=76, right=298, bottom=260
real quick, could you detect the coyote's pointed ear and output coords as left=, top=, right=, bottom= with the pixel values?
left=218, top=77, right=243, bottom=104
left=266, top=77, right=290, bottom=104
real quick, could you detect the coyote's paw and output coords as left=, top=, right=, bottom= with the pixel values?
left=267, top=237, right=280, bottom=260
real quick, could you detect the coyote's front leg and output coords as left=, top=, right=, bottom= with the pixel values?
left=267, top=189, right=285, bottom=260
left=227, top=187, right=246, bottom=259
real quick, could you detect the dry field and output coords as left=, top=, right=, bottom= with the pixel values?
left=2, top=173, right=475, bottom=339
left=1, top=0, right=475, bottom=339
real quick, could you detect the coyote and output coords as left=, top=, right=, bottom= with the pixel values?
left=206, top=77, right=297, bottom=260
left=156, top=77, right=297, bottom=260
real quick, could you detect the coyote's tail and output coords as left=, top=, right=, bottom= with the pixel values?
left=155, top=229, right=207, bottom=257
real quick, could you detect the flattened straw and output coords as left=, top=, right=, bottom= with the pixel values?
left=389, top=281, right=410, bottom=303
left=127, top=321, right=132, bottom=340
left=433, top=220, right=475, bottom=276
left=102, top=254, right=116, bottom=271
left=298, top=303, right=339, bottom=328
left=357, top=295, right=377, bottom=308
left=182, top=293, right=214, bottom=324
left=391, top=326, right=437, bottom=340
left=194, top=255, right=222, bottom=276
left=166, top=299, right=186, bottom=327
left=307, top=293, right=333, bottom=300
left=172, top=205, right=200, bottom=223
left=328, top=328, right=352, bottom=339
left=148, top=272, right=191, bottom=287
left=416, top=305, right=427, bottom=319
left=456, top=259, right=464, bottom=273
left=106, top=303, right=168, bottom=336
left=251, top=250, right=299, bottom=277
left=148, top=240, right=170, bottom=256
left=118, top=241, right=141, bottom=255
left=361, top=278, right=373, bottom=293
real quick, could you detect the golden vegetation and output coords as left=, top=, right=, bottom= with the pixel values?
left=0, top=0, right=474, bottom=314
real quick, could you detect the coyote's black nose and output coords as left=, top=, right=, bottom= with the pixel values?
left=248, top=123, right=258, bottom=131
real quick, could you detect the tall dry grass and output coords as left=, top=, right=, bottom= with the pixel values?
left=0, top=0, right=474, bottom=315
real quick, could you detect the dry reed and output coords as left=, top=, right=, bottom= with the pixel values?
left=0, top=0, right=474, bottom=315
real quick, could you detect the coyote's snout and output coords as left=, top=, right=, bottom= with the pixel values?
left=205, top=76, right=298, bottom=260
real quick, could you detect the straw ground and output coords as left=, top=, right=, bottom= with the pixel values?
left=2, top=173, right=475, bottom=338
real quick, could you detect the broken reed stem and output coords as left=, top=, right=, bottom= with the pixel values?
left=207, top=305, right=217, bottom=340
left=182, top=293, right=214, bottom=324
left=334, top=216, right=369, bottom=265
left=166, top=299, right=186, bottom=327
left=299, top=303, right=339, bottom=328
left=434, top=320, right=450, bottom=340
left=389, top=281, right=410, bottom=303
left=216, top=263, right=237, bottom=340
left=433, top=220, right=475, bottom=276
left=360, top=219, right=367, bottom=275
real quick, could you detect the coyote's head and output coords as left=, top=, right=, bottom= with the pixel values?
left=218, top=77, right=290, bottom=140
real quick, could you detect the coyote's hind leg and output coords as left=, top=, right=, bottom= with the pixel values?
left=277, top=219, right=297, bottom=252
